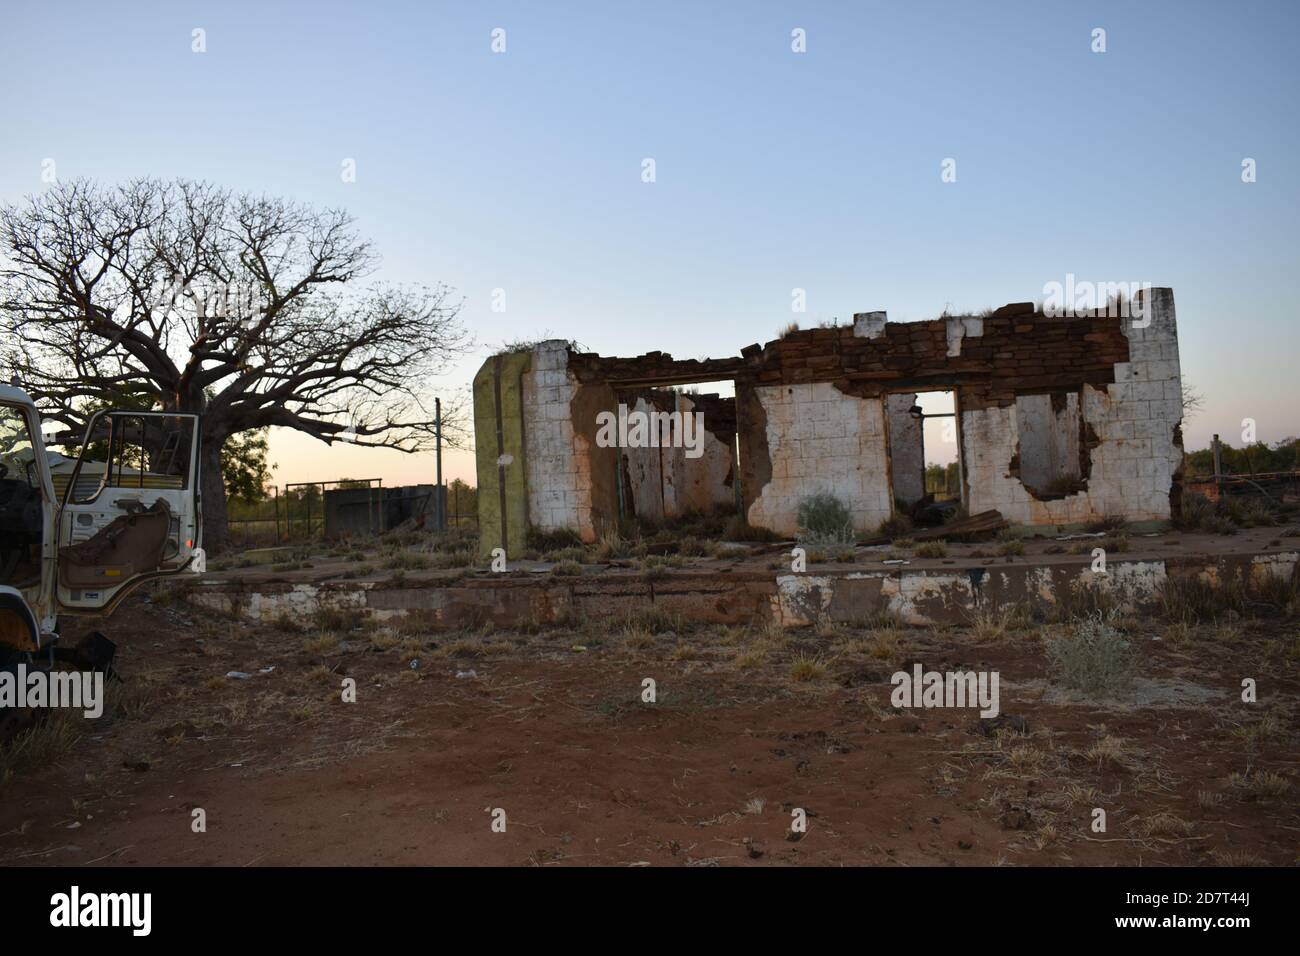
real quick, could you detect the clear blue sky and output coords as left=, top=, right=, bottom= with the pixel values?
left=2, top=0, right=1296, bottom=485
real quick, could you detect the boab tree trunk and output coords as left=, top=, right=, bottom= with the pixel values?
left=199, top=433, right=230, bottom=553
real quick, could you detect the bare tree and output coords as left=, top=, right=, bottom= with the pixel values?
left=1, top=178, right=469, bottom=548
left=1181, top=379, right=1204, bottom=421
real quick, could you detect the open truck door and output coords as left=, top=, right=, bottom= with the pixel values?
left=55, top=410, right=204, bottom=616
left=0, top=389, right=55, bottom=651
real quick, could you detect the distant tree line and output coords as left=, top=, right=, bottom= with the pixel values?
left=1184, top=437, right=1300, bottom=478
left=925, top=462, right=961, bottom=496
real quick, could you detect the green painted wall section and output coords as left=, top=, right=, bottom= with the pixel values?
left=473, top=350, right=532, bottom=559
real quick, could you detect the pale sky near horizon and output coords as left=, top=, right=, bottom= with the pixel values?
left=2, top=0, right=1297, bottom=489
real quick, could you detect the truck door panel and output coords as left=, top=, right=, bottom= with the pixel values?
left=56, top=411, right=201, bottom=613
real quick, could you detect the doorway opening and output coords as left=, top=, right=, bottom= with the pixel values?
left=887, top=389, right=960, bottom=525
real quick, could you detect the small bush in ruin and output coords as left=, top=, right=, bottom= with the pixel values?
left=797, top=493, right=854, bottom=542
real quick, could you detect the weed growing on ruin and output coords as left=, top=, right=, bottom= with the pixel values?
left=797, top=493, right=856, bottom=560
left=798, top=493, right=853, bottom=539
left=1159, top=572, right=1298, bottom=624
left=383, top=552, right=431, bottom=571
left=1173, top=492, right=1283, bottom=535
left=1083, top=514, right=1128, bottom=534
left=526, top=526, right=584, bottom=552
left=877, top=513, right=914, bottom=541
left=1069, top=533, right=1128, bottom=554
left=967, top=603, right=1015, bottom=642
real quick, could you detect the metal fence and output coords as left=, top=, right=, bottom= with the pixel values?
left=225, top=479, right=477, bottom=548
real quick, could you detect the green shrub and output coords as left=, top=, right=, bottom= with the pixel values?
left=1173, top=492, right=1214, bottom=531
left=1224, top=497, right=1278, bottom=528
left=798, top=493, right=854, bottom=541
left=1045, top=613, right=1137, bottom=695
left=1172, top=492, right=1275, bottom=534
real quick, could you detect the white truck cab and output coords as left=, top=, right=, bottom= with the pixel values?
left=0, top=384, right=204, bottom=655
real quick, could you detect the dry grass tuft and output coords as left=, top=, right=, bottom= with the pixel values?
left=1081, top=735, right=1133, bottom=771
left=1138, top=811, right=1195, bottom=838
left=302, top=633, right=341, bottom=655
left=734, top=645, right=769, bottom=670
left=914, top=542, right=947, bottom=559
left=788, top=653, right=829, bottom=683
left=0, top=709, right=82, bottom=786
left=1229, top=769, right=1290, bottom=800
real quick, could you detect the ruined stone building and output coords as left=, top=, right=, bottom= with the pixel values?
left=473, top=288, right=1183, bottom=556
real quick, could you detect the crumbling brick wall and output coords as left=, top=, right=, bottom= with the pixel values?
left=473, top=289, right=1184, bottom=552
left=961, top=288, right=1182, bottom=523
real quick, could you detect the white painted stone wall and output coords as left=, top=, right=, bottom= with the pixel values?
left=962, top=289, right=1183, bottom=525
left=521, top=341, right=598, bottom=540
left=747, top=382, right=892, bottom=536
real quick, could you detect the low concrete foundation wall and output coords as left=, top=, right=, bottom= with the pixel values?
left=774, top=552, right=1296, bottom=625
left=185, top=550, right=1297, bottom=631
left=186, top=571, right=775, bottom=631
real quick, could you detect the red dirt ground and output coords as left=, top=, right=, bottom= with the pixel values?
left=2, top=594, right=1296, bottom=867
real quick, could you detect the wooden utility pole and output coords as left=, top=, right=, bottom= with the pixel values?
left=435, top=397, right=445, bottom=531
